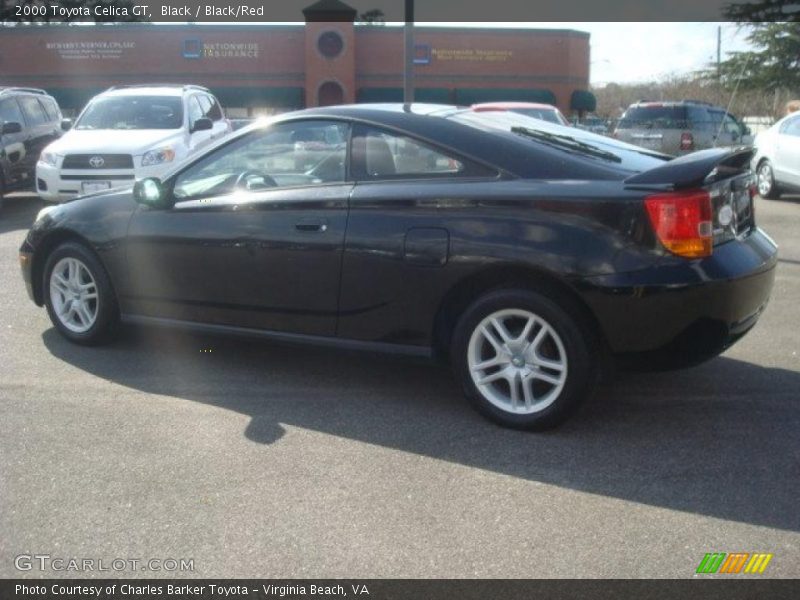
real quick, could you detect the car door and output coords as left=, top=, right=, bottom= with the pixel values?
left=124, top=119, right=352, bottom=336
left=337, top=123, right=499, bottom=346
left=186, top=94, right=214, bottom=154
left=774, top=116, right=800, bottom=187
left=199, top=93, right=230, bottom=141
left=17, top=95, right=59, bottom=179
left=0, top=97, right=29, bottom=187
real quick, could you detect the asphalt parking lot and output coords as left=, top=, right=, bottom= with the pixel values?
left=1, top=192, right=798, bottom=579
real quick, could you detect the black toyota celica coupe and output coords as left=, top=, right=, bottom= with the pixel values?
left=19, top=104, right=777, bottom=430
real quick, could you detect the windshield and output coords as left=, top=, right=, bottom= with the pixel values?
left=509, top=108, right=567, bottom=125
left=75, top=95, right=183, bottom=130
left=451, top=109, right=670, bottom=172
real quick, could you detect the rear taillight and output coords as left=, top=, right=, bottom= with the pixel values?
left=680, top=132, right=694, bottom=151
left=644, top=189, right=713, bottom=258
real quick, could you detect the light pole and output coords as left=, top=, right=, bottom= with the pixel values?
left=403, top=0, right=414, bottom=104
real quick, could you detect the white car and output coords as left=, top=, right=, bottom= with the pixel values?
left=36, top=84, right=231, bottom=203
left=752, top=112, right=800, bottom=199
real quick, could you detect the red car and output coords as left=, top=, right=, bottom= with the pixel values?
left=471, top=101, right=571, bottom=126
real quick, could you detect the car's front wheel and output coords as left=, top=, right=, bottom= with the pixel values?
left=451, top=289, right=599, bottom=430
left=44, top=242, right=119, bottom=345
left=757, top=160, right=780, bottom=199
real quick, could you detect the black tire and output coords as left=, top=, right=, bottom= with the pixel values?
left=43, top=241, right=119, bottom=345
left=450, top=288, right=600, bottom=431
left=757, top=160, right=781, bottom=199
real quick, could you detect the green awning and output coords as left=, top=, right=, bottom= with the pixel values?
left=47, top=86, right=305, bottom=112
left=570, top=90, right=596, bottom=112
left=47, top=87, right=107, bottom=112
left=212, top=86, right=304, bottom=108
left=357, top=87, right=453, bottom=104
left=454, top=88, right=556, bottom=106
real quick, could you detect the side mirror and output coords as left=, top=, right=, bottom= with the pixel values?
left=133, top=178, right=170, bottom=209
left=61, top=119, right=73, bottom=131
left=1, top=121, right=22, bottom=135
left=190, top=117, right=213, bottom=133
left=743, top=125, right=752, bottom=136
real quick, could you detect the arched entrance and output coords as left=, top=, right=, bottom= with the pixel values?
left=318, top=81, right=344, bottom=107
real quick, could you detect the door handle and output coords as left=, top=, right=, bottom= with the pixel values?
left=295, top=218, right=328, bottom=232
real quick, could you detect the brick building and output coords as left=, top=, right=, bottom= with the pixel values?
left=0, top=0, right=593, bottom=117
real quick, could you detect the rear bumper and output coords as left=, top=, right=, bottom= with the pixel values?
left=579, top=227, right=778, bottom=362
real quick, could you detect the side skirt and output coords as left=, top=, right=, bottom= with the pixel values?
left=120, top=314, right=434, bottom=359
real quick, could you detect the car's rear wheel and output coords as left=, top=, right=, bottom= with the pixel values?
left=757, top=160, right=780, bottom=199
left=451, top=289, right=599, bottom=430
left=44, top=242, right=119, bottom=345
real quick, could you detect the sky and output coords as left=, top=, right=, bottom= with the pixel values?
left=416, top=22, right=754, bottom=86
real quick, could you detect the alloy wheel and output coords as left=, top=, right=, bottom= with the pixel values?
left=757, top=163, right=774, bottom=197
left=467, top=308, right=568, bottom=415
left=49, top=257, right=99, bottom=333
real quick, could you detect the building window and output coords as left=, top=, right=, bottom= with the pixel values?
left=317, top=31, right=344, bottom=59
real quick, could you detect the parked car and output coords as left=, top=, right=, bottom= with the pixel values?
left=751, top=112, right=800, bottom=199
left=36, top=84, right=231, bottom=203
left=574, top=115, right=609, bottom=135
left=0, top=87, right=63, bottom=210
left=471, top=101, right=571, bottom=126
left=20, top=104, right=776, bottom=430
left=614, top=100, right=752, bottom=155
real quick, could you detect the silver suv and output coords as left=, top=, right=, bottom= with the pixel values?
left=613, top=101, right=752, bottom=155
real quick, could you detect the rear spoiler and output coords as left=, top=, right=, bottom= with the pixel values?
left=624, top=147, right=754, bottom=191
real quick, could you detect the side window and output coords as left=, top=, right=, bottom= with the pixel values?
left=18, top=96, right=48, bottom=126
left=352, top=125, right=494, bottom=180
left=722, top=114, right=741, bottom=135
left=187, top=96, right=204, bottom=128
left=205, top=95, right=223, bottom=121
left=708, top=111, right=724, bottom=133
left=173, top=120, right=349, bottom=200
left=780, top=117, right=800, bottom=137
left=196, top=94, right=212, bottom=118
left=41, top=98, right=60, bottom=122
left=0, top=98, right=25, bottom=125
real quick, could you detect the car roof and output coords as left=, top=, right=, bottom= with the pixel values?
left=99, top=86, right=197, bottom=98
left=471, top=102, right=558, bottom=111
left=229, top=103, right=658, bottom=181
left=629, top=101, right=722, bottom=109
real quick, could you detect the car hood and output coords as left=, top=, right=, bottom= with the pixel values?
left=46, top=129, right=183, bottom=156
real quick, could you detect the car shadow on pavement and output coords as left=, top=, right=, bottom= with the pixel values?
left=0, top=193, right=43, bottom=234
left=41, top=324, right=800, bottom=533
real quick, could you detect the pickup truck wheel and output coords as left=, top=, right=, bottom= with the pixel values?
left=44, top=242, right=119, bottom=345
left=451, top=289, right=598, bottom=431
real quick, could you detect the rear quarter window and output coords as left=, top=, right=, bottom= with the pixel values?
left=41, top=97, right=61, bottom=122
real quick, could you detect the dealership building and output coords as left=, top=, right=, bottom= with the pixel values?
left=0, top=0, right=594, bottom=117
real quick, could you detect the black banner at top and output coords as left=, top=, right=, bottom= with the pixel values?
left=1, top=0, right=799, bottom=23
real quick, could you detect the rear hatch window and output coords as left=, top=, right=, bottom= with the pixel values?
left=618, top=105, right=689, bottom=130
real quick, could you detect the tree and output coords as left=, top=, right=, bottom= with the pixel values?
left=358, top=9, right=385, bottom=26
left=713, top=23, right=800, bottom=93
left=724, top=0, right=800, bottom=21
